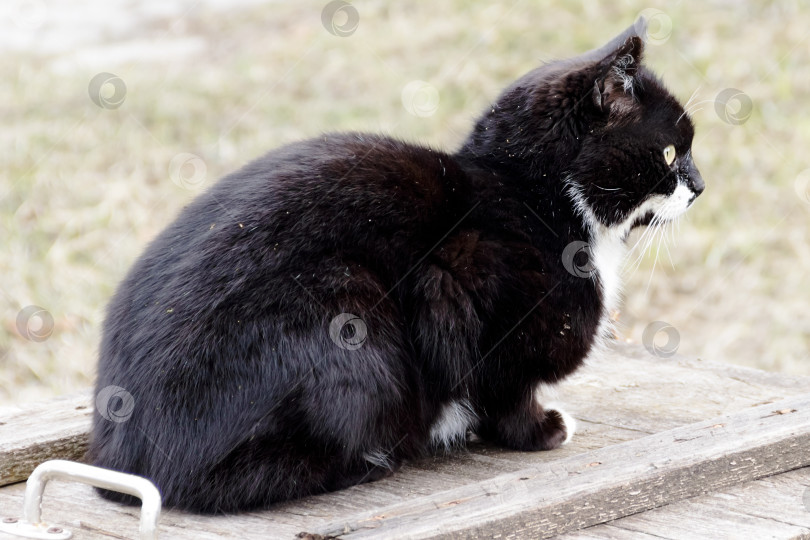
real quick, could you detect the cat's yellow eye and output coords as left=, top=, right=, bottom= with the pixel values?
left=663, top=144, right=676, bottom=166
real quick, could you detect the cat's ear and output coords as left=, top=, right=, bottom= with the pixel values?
left=591, top=21, right=646, bottom=113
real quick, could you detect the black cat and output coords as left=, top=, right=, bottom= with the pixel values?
left=89, top=18, right=704, bottom=513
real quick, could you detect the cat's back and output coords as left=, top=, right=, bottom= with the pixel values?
left=100, top=133, right=472, bottom=372
left=212, top=132, right=467, bottom=229
left=161, top=133, right=469, bottom=259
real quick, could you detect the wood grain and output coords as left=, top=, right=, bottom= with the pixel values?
left=0, top=393, right=91, bottom=486
left=306, top=395, right=810, bottom=539
left=557, top=466, right=810, bottom=540
left=2, top=344, right=810, bottom=539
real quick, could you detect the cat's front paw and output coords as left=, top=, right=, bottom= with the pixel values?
left=516, top=405, right=576, bottom=450
left=542, top=403, right=577, bottom=448
left=480, top=403, right=577, bottom=451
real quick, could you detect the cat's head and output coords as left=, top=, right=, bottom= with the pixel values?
left=462, top=18, right=704, bottom=234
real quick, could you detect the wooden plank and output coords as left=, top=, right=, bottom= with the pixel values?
left=557, top=526, right=668, bottom=539
left=297, top=455, right=528, bottom=518
left=0, top=432, right=528, bottom=538
left=2, top=345, right=809, bottom=539
left=2, top=343, right=807, bottom=489
left=558, top=343, right=810, bottom=435
left=608, top=504, right=807, bottom=540
left=0, top=393, right=91, bottom=486
left=558, top=467, right=810, bottom=540
left=0, top=481, right=306, bottom=540
left=304, top=394, right=810, bottom=539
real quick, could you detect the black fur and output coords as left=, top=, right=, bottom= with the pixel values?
left=89, top=20, right=703, bottom=513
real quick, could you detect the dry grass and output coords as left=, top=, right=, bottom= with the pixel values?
left=1, top=0, right=809, bottom=405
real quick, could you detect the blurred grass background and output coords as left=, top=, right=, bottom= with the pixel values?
left=1, top=0, right=808, bottom=405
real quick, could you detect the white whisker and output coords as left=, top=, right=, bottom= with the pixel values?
left=626, top=224, right=654, bottom=274
left=683, top=85, right=702, bottom=110
left=677, top=86, right=702, bottom=123
left=662, top=222, right=675, bottom=270
left=644, top=221, right=665, bottom=294
left=686, top=106, right=705, bottom=118
left=685, top=99, right=716, bottom=114
left=626, top=213, right=663, bottom=278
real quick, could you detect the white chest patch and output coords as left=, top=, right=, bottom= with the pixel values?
left=429, top=399, right=477, bottom=449
left=589, top=227, right=627, bottom=330
left=566, top=177, right=696, bottom=357
left=584, top=217, right=638, bottom=353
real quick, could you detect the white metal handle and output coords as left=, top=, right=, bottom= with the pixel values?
left=0, top=460, right=162, bottom=540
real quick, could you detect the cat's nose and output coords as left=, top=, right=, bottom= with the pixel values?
left=688, top=162, right=705, bottom=197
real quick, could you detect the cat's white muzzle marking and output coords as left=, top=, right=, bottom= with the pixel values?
left=565, top=178, right=697, bottom=357
left=658, top=183, right=694, bottom=221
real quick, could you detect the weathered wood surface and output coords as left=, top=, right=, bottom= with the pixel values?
left=1, top=343, right=809, bottom=539
left=306, top=394, right=810, bottom=538
left=557, top=466, right=810, bottom=540
left=0, top=393, right=91, bottom=485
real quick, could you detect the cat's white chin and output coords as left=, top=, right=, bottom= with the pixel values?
left=567, top=180, right=697, bottom=361
left=656, top=183, right=696, bottom=222
left=621, top=182, right=696, bottom=233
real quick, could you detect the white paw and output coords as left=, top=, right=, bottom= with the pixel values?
left=545, top=401, right=577, bottom=445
